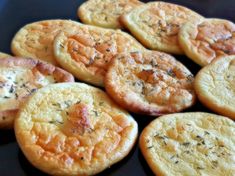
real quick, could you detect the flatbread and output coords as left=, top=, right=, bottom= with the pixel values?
left=140, top=112, right=235, bottom=176
left=105, top=51, right=196, bottom=116
left=11, top=19, right=82, bottom=65
left=53, top=25, right=144, bottom=86
left=179, top=18, right=235, bottom=66
left=15, top=82, right=138, bottom=175
left=121, top=1, right=203, bottom=54
left=194, top=56, right=235, bottom=120
left=78, top=0, right=143, bottom=29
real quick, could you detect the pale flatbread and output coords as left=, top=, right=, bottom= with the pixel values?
left=194, top=56, right=235, bottom=120
left=78, top=0, right=143, bottom=29
left=140, top=112, right=235, bottom=176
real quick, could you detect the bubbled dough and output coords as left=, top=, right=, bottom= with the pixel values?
left=15, top=83, right=138, bottom=175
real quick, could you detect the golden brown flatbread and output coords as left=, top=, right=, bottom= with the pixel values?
left=105, top=51, right=196, bottom=116
left=53, top=25, right=144, bottom=86
left=179, top=18, right=235, bottom=66
left=15, top=83, right=138, bottom=175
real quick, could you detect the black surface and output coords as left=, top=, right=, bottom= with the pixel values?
left=0, top=0, right=234, bottom=175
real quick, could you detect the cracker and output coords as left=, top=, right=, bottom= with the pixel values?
left=140, top=112, right=235, bottom=176
left=0, top=57, right=74, bottom=129
left=105, top=51, right=196, bottom=116
left=121, top=1, right=203, bottom=54
left=179, top=18, right=235, bottom=66
left=15, top=82, right=138, bottom=175
left=78, top=0, right=143, bottom=29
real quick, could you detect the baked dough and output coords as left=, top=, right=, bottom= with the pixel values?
left=78, top=0, right=143, bottom=29
left=179, top=18, right=235, bottom=66
left=121, top=1, right=203, bottom=54
left=15, top=82, right=138, bottom=175
left=11, top=19, right=82, bottom=65
left=0, top=52, right=11, bottom=58
left=194, top=56, right=235, bottom=120
left=105, top=51, right=196, bottom=116
left=53, top=26, right=144, bottom=87
left=0, top=57, right=74, bottom=129
left=139, top=112, right=235, bottom=176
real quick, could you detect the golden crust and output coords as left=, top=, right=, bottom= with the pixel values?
left=11, top=19, right=82, bottom=65
left=0, top=52, right=11, bottom=58
left=179, top=18, right=235, bottom=66
left=121, top=1, right=203, bottom=54
left=53, top=25, right=145, bottom=87
left=78, top=0, right=143, bottom=29
left=194, top=56, right=235, bottom=120
left=139, top=112, right=235, bottom=176
left=105, top=51, right=196, bottom=116
left=15, top=83, right=138, bottom=175
left=0, top=57, right=74, bottom=129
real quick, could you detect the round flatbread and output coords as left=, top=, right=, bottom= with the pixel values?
left=0, top=52, right=11, bottom=58
left=15, top=83, right=138, bottom=175
left=105, top=51, right=196, bottom=116
left=0, top=57, right=74, bottom=129
left=121, top=1, right=203, bottom=54
left=11, top=19, right=82, bottom=65
left=53, top=26, right=144, bottom=87
left=179, top=18, right=235, bottom=66
left=194, top=56, right=235, bottom=120
left=78, top=0, right=143, bottom=29
left=139, top=112, right=235, bottom=176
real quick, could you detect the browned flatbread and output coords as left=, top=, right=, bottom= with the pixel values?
left=0, top=57, right=74, bottom=129
left=179, top=18, right=235, bottom=66
left=105, top=51, right=196, bottom=116
left=53, top=26, right=144, bottom=87
left=15, top=82, right=138, bottom=175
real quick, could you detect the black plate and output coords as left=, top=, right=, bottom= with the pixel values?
left=0, top=0, right=234, bottom=175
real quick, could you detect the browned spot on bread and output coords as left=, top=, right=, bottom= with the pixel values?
left=66, top=103, right=91, bottom=135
